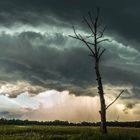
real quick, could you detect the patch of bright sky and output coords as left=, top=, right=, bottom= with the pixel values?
left=0, top=88, right=139, bottom=121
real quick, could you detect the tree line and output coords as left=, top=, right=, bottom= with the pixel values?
left=0, top=119, right=140, bottom=128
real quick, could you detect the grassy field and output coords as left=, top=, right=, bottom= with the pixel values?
left=0, top=125, right=140, bottom=140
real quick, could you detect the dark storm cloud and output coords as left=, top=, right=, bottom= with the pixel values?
left=103, top=66, right=140, bottom=87
left=0, top=31, right=95, bottom=95
left=0, top=0, right=140, bottom=45
left=0, top=0, right=139, bottom=97
left=0, top=0, right=140, bottom=121
left=0, top=31, right=139, bottom=97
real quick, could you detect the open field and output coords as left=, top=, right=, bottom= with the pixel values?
left=0, top=125, right=140, bottom=140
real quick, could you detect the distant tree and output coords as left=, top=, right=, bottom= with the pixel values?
left=69, top=8, right=126, bottom=134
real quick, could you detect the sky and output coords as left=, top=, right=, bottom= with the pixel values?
left=0, top=0, right=140, bottom=122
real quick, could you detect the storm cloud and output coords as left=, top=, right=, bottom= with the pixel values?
left=0, top=0, right=139, bottom=121
left=0, top=30, right=139, bottom=97
left=0, top=0, right=140, bottom=44
left=0, top=29, right=139, bottom=97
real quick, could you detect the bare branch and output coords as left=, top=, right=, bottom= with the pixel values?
left=69, top=27, right=95, bottom=46
left=93, top=8, right=100, bottom=30
left=106, top=90, right=126, bottom=110
left=97, top=47, right=101, bottom=54
left=88, top=8, right=101, bottom=30
left=97, top=19, right=103, bottom=28
left=98, top=48, right=106, bottom=60
left=69, top=35, right=95, bottom=46
left=69, top=26, right=96, bottom=57
left=78, top=34, right=96, bottom=57
left=69, top=8, right=113, bottom=133
left=88, top=11, right=94, bottom=27
left=69, top=35, right=96, bottom=57
left=97, top=39, right=110, bottom=44
left=86, top=34, right=94, bottom=38
left=97, top=25, right=107, bottom=40
left=73, top=26, right=78, bottom=37
left=89, top=54, right=94, bottom=58
left=83, top=17, right=95, bottom=35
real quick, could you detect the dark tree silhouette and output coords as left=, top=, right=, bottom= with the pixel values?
left=69, top=8, right=126, bottom=134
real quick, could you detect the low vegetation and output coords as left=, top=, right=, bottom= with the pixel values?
left=0, top=125, right=140, bottom=140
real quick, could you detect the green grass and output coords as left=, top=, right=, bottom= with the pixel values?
left=0, top=125, right=139, bottom=140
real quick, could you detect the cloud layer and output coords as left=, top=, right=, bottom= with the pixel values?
left=0, top=0, right=139, bottom=121
left=0, top=31, right=139, bottom=97
left=0, top=90, right=140, bottom=122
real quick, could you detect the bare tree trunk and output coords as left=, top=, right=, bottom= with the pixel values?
left=95, top=61, right=107, bottom=134
left=69, top=9, right=126, bottom=134
left=99, top=94, right=107, bottom=133
left=94, top=17, right=107, bottom=133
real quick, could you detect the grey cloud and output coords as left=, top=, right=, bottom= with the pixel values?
left=0, top=111, right=22, bottom=118
left=0, top=31, right=139, bottom=98
left=0, top=0, right=140, bottom=121
left=126, top=103, right=135, bottom=109
left=0, top=0, right=140, bottom=46
left=0, top=81, right=46, bottom=98
left=131, top=87, right=140, bottom=99
left=123, top=103, right=136, bottom=114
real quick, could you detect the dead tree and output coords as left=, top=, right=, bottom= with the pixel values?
left=69, top=9, right=126, bottom=134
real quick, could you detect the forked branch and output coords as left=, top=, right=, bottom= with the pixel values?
left=83, top=17, right=95, bottom=35
left=69, top=27, right=96, bottom=57
left=106, top=89, right=127, bottom=110
left=69, top=26, right=95, bottom=45
left=97, top=25, right=107, bottom=40
left=98, top=48, right=106, bottom=59
left=97, top=39, right=110, bottom=44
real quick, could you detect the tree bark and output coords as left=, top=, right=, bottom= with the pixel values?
left=99, top=93, right=107, bottom=133
left=95, top=61, right=107, bottom=134
left=69, top=9, right=111, bottom=134
left=69, top=9, right=126, bottom=134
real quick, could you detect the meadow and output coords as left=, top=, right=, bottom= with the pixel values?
left=0, top=125, right=140, bottom=140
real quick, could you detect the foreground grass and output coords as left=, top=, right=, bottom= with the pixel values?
left=0, top=125, right=140, bottom=140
